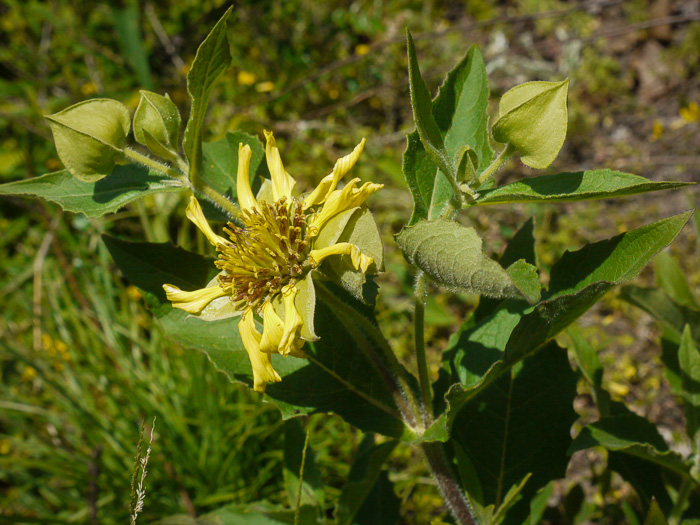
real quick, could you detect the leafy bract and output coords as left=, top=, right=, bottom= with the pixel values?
left=134, top=90, right=181, bottom=160
left=403, top=42, right=492, bottom=224
left=396, top=218, right=533, bottom=300
left=101, top=236, right=406, bottom=439
left=474, top=170, right=693, bottom=206
left=46, top=99, right=131, bottom=182
left=182, top=7, right=233, bottom=180
left=492, top=80, right=568, bottom=169
left=0, top=165, right=185, bottom=218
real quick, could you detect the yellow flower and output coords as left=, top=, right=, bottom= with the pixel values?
left=163, top=132, right=382, bottom=392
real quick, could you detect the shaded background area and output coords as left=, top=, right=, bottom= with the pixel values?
left=1, top=0, right=699, bottom=523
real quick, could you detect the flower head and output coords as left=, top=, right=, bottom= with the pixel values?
left=163, top=132, right=382, bottom=392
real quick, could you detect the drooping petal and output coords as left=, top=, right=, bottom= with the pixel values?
left=162, top=283, right=227, bottom=314
left=303, top=138, right=366, bottom=209
left=199, top=274, right=242, bottom=321
left=185, top=196, right=228, bottom=247
left=238, top=311, right=282, bottom=392
left=236, top=143, right=260, bottom=212
left=260, top=301, right=284, bottom=354
left=263, top=130, right=296, bottom=201
left=309, top=178, right=383, bottom=234
left=280, top=285, right=305, bottom=357
left=308, top=242, right=374, bottom=274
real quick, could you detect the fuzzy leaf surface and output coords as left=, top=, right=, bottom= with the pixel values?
left=396, top=218, right=527, bottom=299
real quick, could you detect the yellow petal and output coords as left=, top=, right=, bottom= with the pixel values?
left=260, top=301, right=284, bottom=354
left=303, top=138, right=366, bottom=209
left=310, top=178, right=383, bottom=233
left=280, top=285, right=304, bottom=357
left=185, top=196, right=228, bottom=247
left=237, top=143, right=260, bottom=212
left=162, top=283, right=227, bottom=314
left=263, top=130, right=296, bottom=201
left=238, top=311, right=281, bottom=392
left=308, top=242, right=374, bottom=273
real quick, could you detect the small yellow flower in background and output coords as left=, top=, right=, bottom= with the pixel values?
left=21, top=366, right=36, bottom=382
left=0, top=439, right=10, bottom=455
left=163, top=132, right=383, bottom=392
left=680, top=101, right=700, bottom=123
left=80, top=82, right=98, bottom=96
left=355, top=43, right=370, bottom=56
left=126, top=285, right=142, bottom=301
left=255, top=81, right=275, bottom=93
left=651, top=120, right=663, bottom=141
left=237, top=70, right=257, bottom=86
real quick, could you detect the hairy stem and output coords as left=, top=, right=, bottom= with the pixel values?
left=422, top=442, right=476, bottom=525
left=477, top=143, right=516, bottom=186
left=123, top=148, right=190, bottom=186
left=414, top=272, right=432, bottom=423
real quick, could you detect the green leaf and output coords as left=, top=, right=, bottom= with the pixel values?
left=283, top=419, right=323, bottom=509
left=548, top=211, right=694, bottom=299
left=474, top=170, right=693, bottom=206
left=654, top=251, right=698, bottom=308
left=46, top=99, right=131, bottom=182
left=201, top=131, right=265, bottom=199
left=402, top=43, right=492, bottom=224
left=182, top=7, right=233, bottom=180
left=528, top=482, right=555, bottom=525
left=335, top=435, right=397, bottom=525
left=161, top=502, right=321, bottom=524
left=620, top=286, right=700, bottom=345
left=568, top=410, right=690, bottom=477
left=608, top=453, right=672, bottom=517
left=505, top=260, right=540, bottom=304
left=134, top=91, right=181, bottom=160
left=0, top=165, right=185, bottom=217
left=405, top=29, right=453, bottom=183
left=644, top=500, right=669, bottom=525
left=679, top=325, right=700, bottom=446
left=568, top=327, right=611, bottom=417
left=395, top=219, right=528, bottom=300
left=452, top=343, right=577, bottom=524
left=492, top=80, right=569, bottom=169
left=103, top=236, right=406, bottom=438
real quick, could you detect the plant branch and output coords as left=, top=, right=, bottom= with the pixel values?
left=477, top=143, right=516, bottom=187
left=414, top=272, right=432, bottom=424
left=422, top=442, right=476, bottom=525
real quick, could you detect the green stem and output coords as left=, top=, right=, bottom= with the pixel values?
left=669, top=477, right=693, bottom=525
left=414, top=272, right=432, bottom=423
left=123, top=147, right=241, bottom=220
left=422, top=442, right=477, bottom=525
left=123, top=148, right=190, bottom=186
left=314, top=281, right=421, bottom=429
left=477, top=143, right=516, bottom=187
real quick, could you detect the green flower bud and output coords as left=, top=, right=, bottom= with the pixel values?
left=133, top=91, right=181, bottom=160
left=46, top=99, right=131, bottom=182
left=492, top=79, right=569, bottom=169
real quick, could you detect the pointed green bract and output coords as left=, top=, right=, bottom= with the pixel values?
left=0, top=165, right=185, bottom=218
left=406, top=29, right=452, bottom=182
left=645, top=500, right=669, bottom=525
left=402, top=42, right=492, bottom=223
left=492, top=80, right=569, bottom=169
left=46, top=99, right=131, bottom=182
left=395, top=219, right=528, bottom=300
left=133, top=91, right=181, bottom=160
left=474, top=170, right=694, bottom=206
left=182, top=7, right=233, bottom=180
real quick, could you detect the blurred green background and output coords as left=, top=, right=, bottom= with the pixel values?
left=1, top=0, right=699, bottom=523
